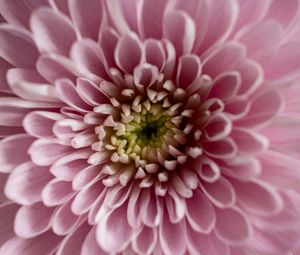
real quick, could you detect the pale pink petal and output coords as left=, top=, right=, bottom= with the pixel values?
left=186, top=188, right=216, bottom=233
left=203, top=113, right=232, bottom=141
left=144, top=39, right=166, bottom=71
left=56, top=222, right=91, bottom=255
left=0, top=24, right=38, bottom=67
left=5, top=162, right=52, bottom=205
left=28, top=138, right=72, bottom=166
left=139, top=0, right=168, bottom=39
left=163, top=10, right=196, bottom=56
left=68, top=0, right=103, bottom=40
left=14, top=202, right=54, bottom=238
left=114, top=32, right=142, bottom=74
left=99, top=28, right=119, bottom=68
left=96, top=203, right=133, bottom=254
left=127, top=185, right=142, bottom=229
left=81, top=227, right=107, bottom=255
left=30, top=7, right=76, bottom=56
left=0, top=58, right=12, bottom=93
left=52, top=198, right=81, bottom=236
left=0, top=0, right=49, bottom=29
left=0, top=231, right=62, bottom=255
left=48, top=0, right=70, bottom=16
left=133, top=225, right=157, bottom=255
left=215, top=207, right=251, bottom=245
left=165, top=189, right=186, bottom=223
left=203, top=138, right=237, bottom=159
left=42, top=179, right=74, bottom=206
left=201, top=176, right=235, bottom=208
left=133, top=63, right=159, bottom=87
left=72, top=165, right=100, bottom=191
left=159, top=209, right=186, bottom=255
left=233, top=179, right=283, bottom=216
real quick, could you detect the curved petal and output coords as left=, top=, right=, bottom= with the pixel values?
left=132, top=225, right=157, bottom=255
left=81, top=227, right=107, bottom=255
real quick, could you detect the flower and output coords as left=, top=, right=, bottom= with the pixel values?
left=1, top=0, right=300, bottom=254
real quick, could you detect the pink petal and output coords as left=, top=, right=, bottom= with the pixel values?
left=72, top=165, right=100, bottom=190
left=232, top=179, right=283, bottom=216
left=50, top=149, right=90, bottom=181
left=36, top=54, right=78, bottom=83
left=42, top=179, right=74, bottom=206
left=56, top=222, right=91, bottom=255
left=81, top=227, right=107, bottom=255
left=52, top=198, right=80, bottom=236
left=70, top=39, right=109, bottom=82
left=48, top=0, right=70, bottom=16
left=5, top=162, right=52, bottom=205
left=159, top=208, right=186, bottom=255
left=165, top=189, right=186, bottom=223
left=224, top=96, right=250, bottom=119
left=186, top=188, right=216, bottom=233
left=186, top=227, right=229, bottom=255
left=96, top=203, right=133, bottom=254
left=203, top=113, right=232, bottom=141
left=30, top=7, right=76, bottom=56
left=0, top=0, right=49, bottom=29
left=0, top=134, right=34, bottom=173
left=133, top=225, right=157, bottom=255
left=215, top=207, right=251, bottom=245
left=201, top=176, right=235, bottom=208
left=114, top=32, right=142, bottom=74
left=203, top=138, right=237, bottom=159
left=28, top=138, right=72, bottom=166
left=14, top=202, right=54, bottom=238
left=99, top=28, right=119, bottom=68
left=71, top=181, right=104, bottom=215
left=139, top=0, right=168, bottom=39
left=196, top=156, right=221, bottom=183
left=237, top=90, right=283, bottom=128
left=266, top=0, right=299, bottom=28
left=177, top=54, right=202, bottom=88
left=0, top=58, right=12, bottom=93
left=209, top=72, right=241, bottom=99
left=231, top=128, right=268, bottom=154
left=127, top=185, right=142, bottom=229
left=0, top=24, right=38, bottom=67
left=24, top=111, right=62, bottom=138
left=202, top=42, right=246, bottom=78
left=55, top=78, right=91, bottom=112
left=0, top=231, right=62, bottom=255
left=144, top=39, right=166, bottom=71
left=199, top=0, right=238, bottom=54
left=68, top=0, right=103, bottom=40
left=133, top=63, right=159, bottom=87
left=0, top=203, right=19, bottom=246
left=163, top=10, right=196, bottom=56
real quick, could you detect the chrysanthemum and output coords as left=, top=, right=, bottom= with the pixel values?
left=1, top=0, right=300, bottom=254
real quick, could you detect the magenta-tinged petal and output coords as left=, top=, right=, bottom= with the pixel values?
left=48, top=0, right=70, bottom=16
left=42, top=179, right=74, bottom=206
left=133, top=225, right=157, bottom=255
left=52, top=198, right=80, bottom=236
left=201, top=176, right=235, bottom=208
left=36, top=54, right=78, bottom=83
left=30, top=7, right=76, bottom=56
left=114, top=32, right=142, bottom=74
left=68, top=0, right=103, bottom=40
left=99, top=28, right=119, bottom=68
left=24, top=111, right=62, bottom=138
left=177, top=55, right=202, bottom=88
left=159, top=209, right=186, bottom=255
left=96, top=203, right=133, bottom=254
left=163, top=10, right=196, bottom=56
left=186, top=189, right=216, bottom=233
left=232, top=179, right=283, bottom=216
left=14, top=202, right=54, bottom=238
left=0, top=24, right=38, bottom=67
left=237, top=90, right=283, bottom=128
left=139, top=0, right=168, bottom=39
left=29, top=138, right=72, bottom=166
left=56, top=222, right=91, bottom=255
left=134, top=63, right=159, bottom=87
left=0, top=231, right=62, bottom=255
left=144, top=39, right=166, bottom=71
left=215, top=207, right=251, bottom=245
left=127, top=185, right=142, bottom=229
left=204, top=113, right=232, bottom=141
left=203, top=138, right=237, bottom=159
left=81, top=227, right=107, bottom=255
left=0, top=134, right=34, bottom=173
left=5, top=162, right=52, bottom=205
left=0, top=0, right=49, bottom=29
left=0, top=203, right=19, bottom=246
left=72, top=165, right=100, bottom=191
left=0, top=58, right=12, bottom=93
left=224, top=96, right=250, bottom=119
left=186, top=227, right=229, bottom=255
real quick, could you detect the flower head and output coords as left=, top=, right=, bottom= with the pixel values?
left=1, top=0, right=300, bottom=254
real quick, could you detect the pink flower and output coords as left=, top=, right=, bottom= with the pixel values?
left=0, top=0, right=300, bottom=254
